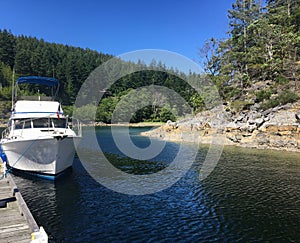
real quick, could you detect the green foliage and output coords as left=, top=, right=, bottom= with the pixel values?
left=0, top=86, right=12, bottom=100
left=202, top=0, right=300, bottom=102
left=255, top=89, right=272, bottom=102
left=261, top=90, right=299, bottom=110
left=0, top=61, right=13, bottom=87
left=0, top=29, right=16, bottom=68
left=0, top=29, right=211, bottom=122
left=223, top=86, right=242, bottom=100
left=230, top=100, right=254, bottom=112
left=1, top=0, right=299, bottom=124
left=0, top=30, right=113, bottom=105
left=96, top=97, right=119, bottom=123
left=104, top=86, right=181, bottom=124
left=0, top=101, right=11, bottom=120
left=189, top=93, right=205, bottom=112
left=275, top=75, right=289, bottom=84
left=73, top=104, right=97, bottom=122
left=157, top=107, right=176, bottom=122
left=260, top=98, right=280, bottom=110
left=277, top=90, right=299, bottom=104
left=62, top=105, right=74, bottom=117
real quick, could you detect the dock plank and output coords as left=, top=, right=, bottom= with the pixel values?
left=0, top=230, right=31, bottom=243
left=0, top=173, right=46, bottom=242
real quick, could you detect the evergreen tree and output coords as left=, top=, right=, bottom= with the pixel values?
left=225, top=0, right=262, bottom=88
left=0, top=29, right=16, bottom=68
left=200, top=0, right=299, bottom=105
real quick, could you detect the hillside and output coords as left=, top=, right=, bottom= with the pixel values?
left=0, top=0, right=299, bottom=127
left=143, top=0, right=300, bottom=152
left=0, top=30, right=210, bottom=123
left=0, top=30, right=113, bottom=105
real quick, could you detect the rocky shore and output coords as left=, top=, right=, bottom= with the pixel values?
left=141, top=101, right=300, bottom=152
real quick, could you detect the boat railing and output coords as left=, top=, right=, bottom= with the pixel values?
left=68, top=117, right=82, bottom=137
left=1, top=127, right=10, bottom=140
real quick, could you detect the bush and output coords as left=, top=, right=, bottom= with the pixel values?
left=278, top=90, right=298, bottom=105
left=275, top=75, right=289, bottom=84
left=223, top=86, right=242, bottom=100
left=158, top=107, right=176, bottom=122
left=0, top=86, right=12, bottom=100
left=260, top=99, right=280, bottom=110
left=255, top=89, right=272, bottom=102
left=62, top=105, right=74, bottom=117
left=73, top=104, right=97, bottom=122
left=260, top=90, right=299, bottom=110
left=230, top=100, right=253, bottom=112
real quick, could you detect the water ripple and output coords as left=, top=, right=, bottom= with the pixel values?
left=11, top=127, right=300, bottom=242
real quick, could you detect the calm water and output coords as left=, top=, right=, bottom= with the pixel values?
left=8, top=127, right=300, bottom=242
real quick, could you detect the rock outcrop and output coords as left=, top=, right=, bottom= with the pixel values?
left=141, top=101, right=300, bottom=152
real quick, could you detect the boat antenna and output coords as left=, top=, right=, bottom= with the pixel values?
left=11, top=68, right=15, bottom=111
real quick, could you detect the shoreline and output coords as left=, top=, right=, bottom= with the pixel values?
left=141, top=102, right=300, bottom=153
left=141, top=130, right=300, bottom=153
left=0, top=121, right=164, bottom=129
left=87, top=122, right=164, bottom=127
left=141, top=127, right=300, bottom=153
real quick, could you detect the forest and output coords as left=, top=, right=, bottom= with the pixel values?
left=200, top=0, right=300, bottom=111
left=0, top=0, right=299, bottom=123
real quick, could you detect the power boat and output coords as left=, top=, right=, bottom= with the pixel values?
left=0, top=76, right=82, bottom=179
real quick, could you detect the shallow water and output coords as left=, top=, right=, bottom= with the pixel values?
left=9, top=126, right=300, bottom=242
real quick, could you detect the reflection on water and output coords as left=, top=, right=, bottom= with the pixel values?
left=11, top=127, right=300, bottom=242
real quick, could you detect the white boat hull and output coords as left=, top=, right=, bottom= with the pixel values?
left=1, top=136, right=79, bottom=176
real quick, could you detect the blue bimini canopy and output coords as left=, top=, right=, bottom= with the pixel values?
left=17, top=76, right=59, bottom=87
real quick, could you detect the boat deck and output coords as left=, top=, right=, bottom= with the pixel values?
left=0, top=173, right=43, bottom=242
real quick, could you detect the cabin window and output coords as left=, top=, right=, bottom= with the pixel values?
left=33, top=118, right=51, bottom=128
left=14, top=119, right=32, bottom=129
left=23, top=120, right=32, bottom=129
left=52, top=118, right=67, bottom=128
left=14, top=118, right=67, bottom=129
left=14, top=120, right=23, bottom=129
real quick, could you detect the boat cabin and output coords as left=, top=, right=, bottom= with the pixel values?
left=13, top=118, right=67, bottom=130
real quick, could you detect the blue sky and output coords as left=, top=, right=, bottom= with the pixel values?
left=1, top=0, right=234, bottom=62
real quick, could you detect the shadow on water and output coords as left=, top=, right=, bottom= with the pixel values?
left=8, top=127, right=300, bottom=242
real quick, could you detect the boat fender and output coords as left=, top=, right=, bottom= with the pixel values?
left=0, top=146, right=8, bottom=163
left=0, top=152, right=8, bottom=163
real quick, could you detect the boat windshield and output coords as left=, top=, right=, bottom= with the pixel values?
left=14, top=119, right=32, bottom=129
left=13, top=118, right=67, bottom=129
left=52, top=118, right=67, bottom=128
left=32, top=118, right=51, bottom=128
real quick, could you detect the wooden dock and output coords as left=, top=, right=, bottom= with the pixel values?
left=0, top=173, right=46, bottom=242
